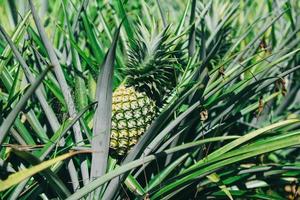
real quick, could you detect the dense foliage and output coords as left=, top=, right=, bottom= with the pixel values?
left=0, top=0, right=300, bottom=199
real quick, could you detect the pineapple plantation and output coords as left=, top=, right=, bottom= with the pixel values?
left=0, top=0, right=300, bottom=199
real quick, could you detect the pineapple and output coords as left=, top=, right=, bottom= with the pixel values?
left=109, top=24, right=179, bottom=155
left=110, top=85, right=157, bottom=155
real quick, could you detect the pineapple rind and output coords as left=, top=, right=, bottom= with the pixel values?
left=110, top=85, right=156, bottom=155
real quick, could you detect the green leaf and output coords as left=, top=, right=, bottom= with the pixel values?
left=0, top=21, right=60, bottom=139
left=188, top=0, right=196, bottom=57
left=36, top=102, right=96, bottom=160
left=0, top=11, right=31, bottom=75
left=114, top=0, right=134, bottom=45
left=186, top=119, right=300, bottom=173
left=90, top=24, right=121, bottom=180
left=125, top=174, right=145, bottom=196
left=147, top=154, right=189, bottom=192
left=0, top=66, right=52, bottom=144
left=9, top=149, right=71, bottom=199
left=0, top=150, right=89, bottom=192
left=81, top=11, right=104, bottom=63
left=155, top=0, right=167, bottom=27
left=175, top=0, right=191, bottom=35
left=66, top=136, right=238, bottom=200
left=207, top=173, right=233, bottom=200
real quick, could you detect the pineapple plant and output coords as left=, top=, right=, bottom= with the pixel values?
left=110, top=24, right=179, bottom=155
left=0, top=1, right=300, bottom=200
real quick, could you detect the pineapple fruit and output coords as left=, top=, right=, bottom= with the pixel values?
left=109, top=25, right=179, bottom=155
left=110, top=85, right=157, bottom=155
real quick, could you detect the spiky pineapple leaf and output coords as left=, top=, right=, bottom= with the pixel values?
left=0, top=150, right=89, bottom=192
left=0, top=66, right=52, bottom=144
left=67, top=136, right=239, bottom=200
left=125, top=23, right=180, bottom=106
left=90, top=24, right=121, bottom=180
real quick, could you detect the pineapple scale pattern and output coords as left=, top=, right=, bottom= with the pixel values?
left=110, top=85, right=157, bottom=155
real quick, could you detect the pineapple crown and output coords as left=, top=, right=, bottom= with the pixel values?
left=124, top=21, right=180, bottom=107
